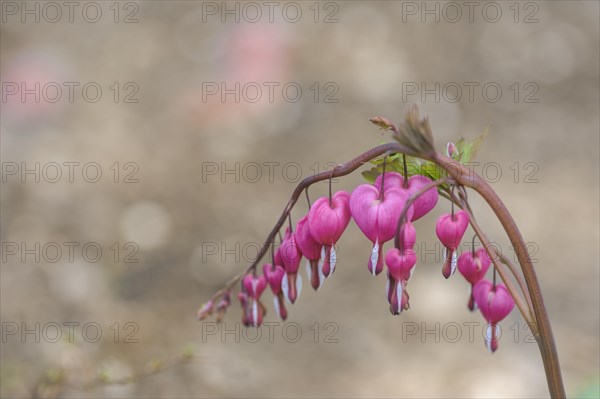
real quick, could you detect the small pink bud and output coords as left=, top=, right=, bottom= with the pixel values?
left=446, top=141, right=458, bottom=158
left=197, top=300, right=214, bottom=321
left=405, top=175, right=439, bottom=221
left=350, top=184, right=413, bottom=276
left=308, top=191, right=351, bottom=277
left=473, top=279, right=515, bottom=352
left=436, top=210, right=469, bottom=278
left=215, top=293, right=231, bottom=322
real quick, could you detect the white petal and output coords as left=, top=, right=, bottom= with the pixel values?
left=485, top=324, right=492, bottom=352
left=395, top=281, right=403, bottom=313
left=305, top=259, right=312, bottom=282
left=319, top=246, right=325, bottom=268
left=409, top=265, right=416, bottom=279
left=330, top=245, right=337, bottom=274
left=385, top=278, right=390, bottom=300
left=450, top=251, right=458, bottom=275
left=281, top=273, right=291, bottom=305
left=252, top=300, right=258, bottom=326
left=370, top=240, right=379, bottom=276
left=296, top=273, right=303, bottom=299
left=273, top=296, right=280, bottom=318
left=318, top=264, right=325, bottom=289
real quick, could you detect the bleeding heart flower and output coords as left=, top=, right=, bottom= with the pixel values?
left=279, top=232, right=303, bottom=304
left=435, top=210, right=470, bottom=278
left=473, top=279, right=515, bottom=352
left=237, top=291, right=249, bottom=326
left=295, top=214, right=324, bottom=291
left=405, top=175, right=439, bottom=221
left=274, top=227, right=291, bottom=267
left=242, top=274, right=267, bottom=326
left=308, top=191, right=351, bottom=278
left=350, top=184, right=413, bottom=276
left=263, top=264, right=288, bottom=320
left=384, top=248, right=417, bottom=314
left=374, top=171, right=404, bottom=192
left=458, top=248, right=492, bottom=311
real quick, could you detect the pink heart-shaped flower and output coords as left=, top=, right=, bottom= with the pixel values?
left=308, top=191, right=351, bottom=245
left=295, top=214, right=321, bottom=261
left=458, top=248, right=491, bottom=284
left=262, top=264, right=286, bottom=295
left=473, top=280, right=515, bottom=323
left=385, top=248, right=417, bottom=281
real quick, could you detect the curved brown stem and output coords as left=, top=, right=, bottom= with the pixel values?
left=432, top=153, right=565, bottom=398
left=203, top=140, right=565, bottom=398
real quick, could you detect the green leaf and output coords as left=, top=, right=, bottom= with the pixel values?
left=458, top=126, right=489, bottom=163
left=361, top=167, right=381, bottom=183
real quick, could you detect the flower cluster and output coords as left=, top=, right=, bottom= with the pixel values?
left=199, top=167, right=515, bottom=352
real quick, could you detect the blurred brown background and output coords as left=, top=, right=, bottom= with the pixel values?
left=1, top=1, right=599, bottom=398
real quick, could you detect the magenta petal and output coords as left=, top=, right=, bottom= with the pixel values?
left=295, top=215, right=321, bottom=261
left=385, top=247, right=417, bottom=281
left=406, top=175, right=439, bottom=221
left=435, top=210, right=470, bottom=250
left=458, top=248, right=491, bottom=284
left=374, top=171, right=404, bottom=192
left=473, top=280, right=515, bottom=323
left=308, top=192, right=351, bottom=245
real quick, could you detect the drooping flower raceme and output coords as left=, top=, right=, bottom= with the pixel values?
left=350, top=183, right=413, bottom=276
left=435, top=210, right=470, bottom=278
left=473, top=279, right=515, bottom=352
left=308, top=191, right=352, bottom=278
left=457, top=247, right=491, bottom=310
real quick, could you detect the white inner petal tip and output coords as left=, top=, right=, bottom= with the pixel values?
left=252, top=301, right=258, bottom=326
left=281, top=273, right=291, bottom=305
left=395, top=282, right=403, bottom=313
left=296, top=273, right=303, bottom=300
left=305, top=259, right=312, bottom=281
left=318, top=265, right=325, bottom=289
left=273, top=296, right=280, bottom=317
left=385, top=278, right=390, bottom=299
left=330, top=245, right=337, bottom=274
left=450, top=251, right=458, bottom=275
left=370, top=240, right=379, bottom=276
